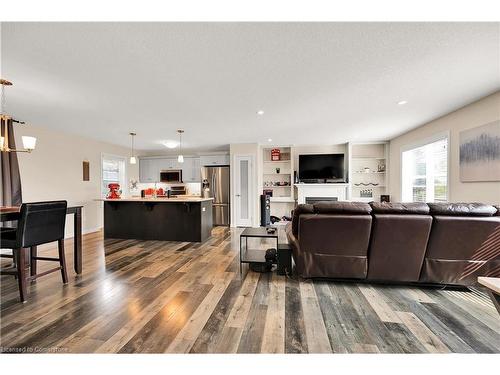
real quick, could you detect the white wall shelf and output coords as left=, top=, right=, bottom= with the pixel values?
left=261, top=146, right=295, bottom=218
left=270, top=197, right=295, bottom=203
left=348, top=142, right=389, bottom=203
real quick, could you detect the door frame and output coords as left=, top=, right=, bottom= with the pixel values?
left=233, top=154, right=254, bottom=227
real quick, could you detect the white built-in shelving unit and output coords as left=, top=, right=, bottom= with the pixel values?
left=261, top=146, right=295, bottom=220
left=348, top=142, right=389, bottom=203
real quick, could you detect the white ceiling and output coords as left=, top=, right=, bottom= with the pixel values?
left=1, top=22, right=499, bottom=152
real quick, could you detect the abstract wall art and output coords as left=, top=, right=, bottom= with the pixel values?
left=459, top=120, right=500, bottom=182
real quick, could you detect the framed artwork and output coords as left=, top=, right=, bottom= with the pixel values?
left=459, top=120, right=500, bottom=182
left=82, top=160, right=90, bottom=181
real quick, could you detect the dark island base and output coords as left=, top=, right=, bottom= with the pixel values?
left=104, top=200, right=213, bottom=242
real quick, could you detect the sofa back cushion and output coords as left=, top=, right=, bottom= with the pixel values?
left=291, top=201, right=371, bottom=236
left=299, top=213, right=372, bottom=278
left=370, top=202, right=430, bottom=215
left=313, top=201, right=372, bottom=215
left=428, top=203, right=497, bottom=217
left=368, top=214, right=432, bottom=282
left=292, top=204, right=314, bottom=236
left=420, top=215, right=500, bottom=285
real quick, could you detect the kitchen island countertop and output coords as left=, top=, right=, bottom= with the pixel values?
left=96, top=197, right=213, bottom=203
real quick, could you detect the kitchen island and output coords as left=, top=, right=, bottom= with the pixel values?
left=100, top=197, right=213, bottom=242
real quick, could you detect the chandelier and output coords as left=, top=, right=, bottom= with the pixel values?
left=0, top=78, right=37, bottom=153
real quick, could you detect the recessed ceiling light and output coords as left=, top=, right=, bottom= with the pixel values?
left=397, top=100, right=408, bottom=105
left=257, top=110, right=264, bottom=115
left=267, top=138, right=272, bottom=142
left=163, top=140, right=178, bottom=149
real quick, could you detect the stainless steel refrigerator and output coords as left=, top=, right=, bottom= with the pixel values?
left=201, top=166, right=230, bottom=226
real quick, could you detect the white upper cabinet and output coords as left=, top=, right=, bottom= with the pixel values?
left=192, top=157, right=201, bottom=181
left=199, top=154, right=230, bottom=166
left=157, top=157, right=180, bottom=171
left=181, top=157, right=201, bottom=183
left=139, top=158, right=160, bottom=182
left=181, top=157, right=201, bottom=182
left=139, top=157, right=202, bottom=183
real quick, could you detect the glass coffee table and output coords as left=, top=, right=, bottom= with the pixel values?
left=239, top=227, right=292, bottom=275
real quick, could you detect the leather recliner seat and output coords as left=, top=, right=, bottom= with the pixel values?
left=419, top=203, right=500, bottom=285
left=367, top=202, right=433, bottom=282
left=286, top=201, right=373, bottom=279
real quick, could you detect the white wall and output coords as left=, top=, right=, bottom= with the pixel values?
left=14, top=124, right=139, bottom=237
left=389, top=91, right=500, bottom=204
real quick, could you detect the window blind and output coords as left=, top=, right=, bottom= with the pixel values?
left=402, top=137, right=448, bottom=203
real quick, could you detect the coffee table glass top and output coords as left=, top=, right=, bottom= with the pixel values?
left=240, top=227, right=279, bottom=239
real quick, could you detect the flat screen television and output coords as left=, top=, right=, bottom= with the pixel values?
left=298, top=153, right=345, bottom=183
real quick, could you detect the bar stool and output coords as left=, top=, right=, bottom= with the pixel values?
left=0, top=201, right=68, bottom=302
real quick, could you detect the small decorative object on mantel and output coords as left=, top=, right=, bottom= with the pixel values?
left=363, top=167, right=371, bottom=173
left=276, top=167, right=280, bottom=174
left=459, top=120, right=500, bottom=182
left=360, top=189, right=373, bottom=198
left=106, top=183, right=121, bottom=199
left=377, top=163, right=386, bottom=172
left=82, top=160, right=90, bottom=181
left=271, top=148, right=281, bottom=161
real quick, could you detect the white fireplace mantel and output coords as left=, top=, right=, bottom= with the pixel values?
left=294, top=183, right=349, bottom=204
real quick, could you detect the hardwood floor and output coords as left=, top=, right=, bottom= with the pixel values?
left=1, top=227, right=499, bottom=353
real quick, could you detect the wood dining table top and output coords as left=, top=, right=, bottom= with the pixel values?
left=0, top=205, right=83, bottom=221
left=1, top=204, right=85, bottom=274
left=0, top=206, right=21, bottom=213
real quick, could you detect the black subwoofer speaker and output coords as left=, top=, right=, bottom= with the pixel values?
left=260, top=194, right=271, bottom=227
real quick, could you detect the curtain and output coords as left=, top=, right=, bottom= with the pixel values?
left=0, top=117, right=23, bottom=207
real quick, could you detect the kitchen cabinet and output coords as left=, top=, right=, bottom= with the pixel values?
left=182, top=157, right=201, bottom=182
left=139, top=158, right=160, bottom=182
left=140, top=157, right=202, bottom=183
left=199, top=154, right=230, bottom=166
left=157, top=157, right=180, bottom=171
left=192, top=157, right=201, bottom=182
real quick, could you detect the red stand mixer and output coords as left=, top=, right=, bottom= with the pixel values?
left=106, top=183, right=121, bottom=199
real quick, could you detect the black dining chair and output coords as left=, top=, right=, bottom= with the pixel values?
left=0, top=201, right=68, bottom=302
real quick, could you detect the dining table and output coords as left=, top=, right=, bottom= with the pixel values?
left=0, top=205, right=83, bottom=274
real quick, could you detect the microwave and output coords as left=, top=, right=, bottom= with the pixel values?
left=160, top=170, right=182, bottom=183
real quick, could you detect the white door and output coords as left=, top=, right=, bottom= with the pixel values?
left=234, top=155, right=253, bottom=227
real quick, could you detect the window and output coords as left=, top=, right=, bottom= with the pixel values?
left=101, top=155, right=127, bottom=197
left=401, top=135, right=448, bottom=203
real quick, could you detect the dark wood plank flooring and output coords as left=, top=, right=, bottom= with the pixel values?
left=1, top=227, right=499, bottom=353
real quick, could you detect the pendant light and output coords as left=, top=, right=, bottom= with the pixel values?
left=0, top=78, right=37, bottom=153
left=129, top=132, right=137, bottom=164
left=177, top=129, right=184, bottom=163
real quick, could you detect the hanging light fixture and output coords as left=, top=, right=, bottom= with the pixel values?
left=177, top=129, right=184, bottom=163
left=129, top=132, right=137, bottom=164
left=0, top=78, right=37, bottom=153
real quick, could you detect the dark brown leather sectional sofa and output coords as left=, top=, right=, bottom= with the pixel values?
left=286, top=201, right=500, bottom=286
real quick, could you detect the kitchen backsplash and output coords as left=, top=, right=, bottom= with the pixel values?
left=133, top=182, right=201, bottom=196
